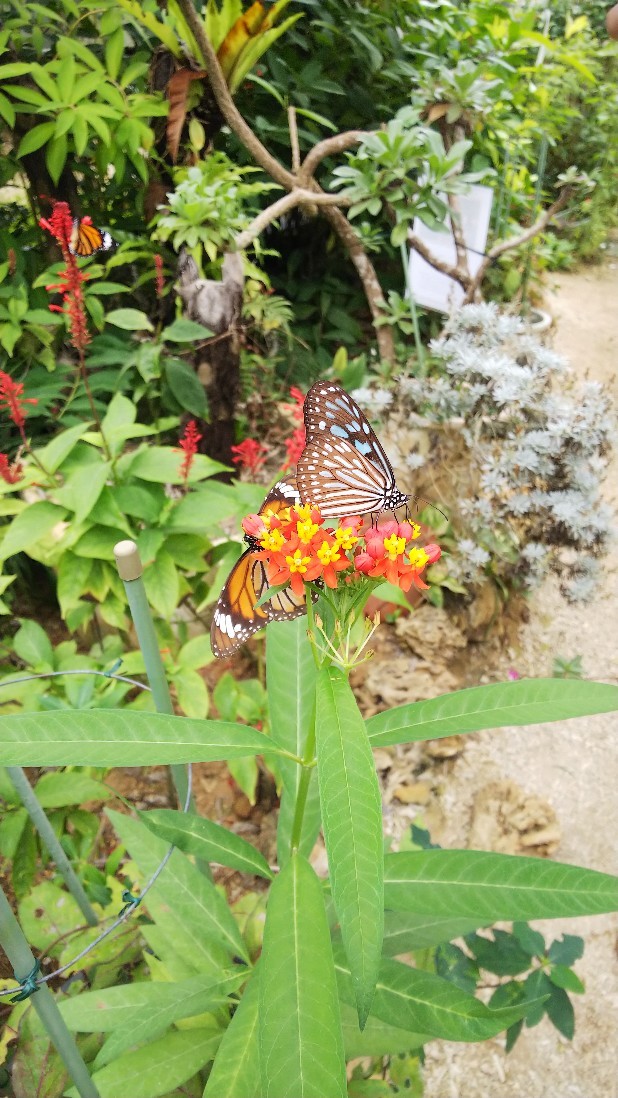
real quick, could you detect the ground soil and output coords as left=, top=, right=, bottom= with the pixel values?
left=416, top=259, right=618, bottom=1098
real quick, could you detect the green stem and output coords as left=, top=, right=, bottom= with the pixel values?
left=6, top=767, right=98, bottom=926
left=289, top=707, right=317, bottom=854
left=400, top=241, right=425, bottom=371
left=0, top=887, right=100, bottom=1098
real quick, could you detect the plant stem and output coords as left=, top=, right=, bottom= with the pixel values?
left=289, top=708, right=317, bottom=855
left=0, top=887, right=100, bottom=1098
left=78, top=352, right=112, bottom=463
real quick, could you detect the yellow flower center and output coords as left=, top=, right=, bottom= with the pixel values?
left=408, top=522, right=421, bottom=540
left=408, top=547, right=429, bottom=570
left=260, top=528, right=286, bottom=552
left=335, top=527, right=358, bottom=550
left=286, top=549, right=311, bottom=574
left=297, top=519, right=319, bottom=543
left=317, top=541, right=341, bottom=566
left=383, top=534, right=406, bottom=560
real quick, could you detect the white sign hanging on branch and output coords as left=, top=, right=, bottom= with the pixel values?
left=408, top=185, right=494, bottom=314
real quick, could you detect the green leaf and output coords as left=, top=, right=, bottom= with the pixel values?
left=204, top=975, right=260, bottom=1098
left=0, top=807, right=28, bottom=859
left=13, top=619, right=54, bottom=668
left=66, top=1027, right=220, bottom=1098
left=60, top=971, right=242, bottom=1068
left=72, top=526, right=126, bottom=561
left=316, top=667, right=383, bottom=1026
left=105, top=26, right=124, bottom=80
left=34, top=422, right=91, bottom=473
left=172, top=666, right=209, bottom=719
left=259, top=854, right=346, bottom=1097
left=0, top=709, right=280, bottom=766
left=106, top=308, right=154, bottom=331
left=46, top=133, right=68, bottom=185
left=177, top=633, right=214, bottom=670
left=336, top=951, right=542, bottom=1043
left=143, top=549, right=179, bottom=619
left=54, top=461, right=110, bottom=526
left=383, top=911, right=484, bottom=955
left=549, top=965, right=585, bottom=994
left=545, top=985, right=575, bottom=1040
left=164, top=357, right=208, bottom=417
left=140, top=808, right=273, bottom=879
left=162, top=317, right=213, bottom=342
left=110, top=809, right=248, bottom=968
left=340, top=1000, right=427, bottom=1059
left=17, top=122, right=56, bottom=157
left=366, top=679, right=618, bottom=747
left=34, top=772, right=112, bottom=808
left=267, top=618, right=321, bottom=866
left=384, top=850, right=618, bottom=920
left=227, top=755, right=258, bottom=804
left=18, top=881, right=84, bottom=949
left=123, top=445, right=226, bottom=484
left=0, top=502, right=67, bottom=561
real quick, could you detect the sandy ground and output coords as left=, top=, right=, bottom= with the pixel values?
left=420, top=260, right=618, bottom=1098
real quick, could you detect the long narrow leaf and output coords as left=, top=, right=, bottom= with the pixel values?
left=384, top=850, right=618, bottom=920
left=316, top=667, right=383, bottom=1027
left=366, top=679, right=618, bottom=747
left=259, top=853, right=346, bottom=1098
left=0, top=709, right=277, bottom=766
left=140, top=808, right=273, bottom=879
left=110, top=811, right=249, bottom=968
left=335, top=951, right=546, bottom=1043
left=204, top=975, right=260, bottom=1098
left=268, top=618, right=321, bottom=865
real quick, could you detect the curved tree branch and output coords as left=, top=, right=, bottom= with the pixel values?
left=235, top=188, right=351, bottom=251
left=299, top=131, right=367, bottom=184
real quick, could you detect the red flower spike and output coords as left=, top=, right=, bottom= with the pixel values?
left=154, top=254, right=165, bottom=298
left=282, top=425, right=306, bottom=472
left=177, top=420, right=202, bottom=482
left=231, top=438, right=269, bottom=477
left=39, top=201, right=91, bottom=353
left=0, top=453, right=24, bottom=484
left=0, top=373, right=37, bottom=429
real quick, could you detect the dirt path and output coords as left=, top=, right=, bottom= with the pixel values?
left=421, top=262, right=618, bottom=1098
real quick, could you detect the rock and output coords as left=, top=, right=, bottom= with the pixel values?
left=364, top=656, right=459, bottom=709
left=468, top=779, right=560, bottom=856
left=393, top=781, right=432, bottom=805
left=424, top=735, right=465, bottom=760
left=395, top=605, right=467, bottom=660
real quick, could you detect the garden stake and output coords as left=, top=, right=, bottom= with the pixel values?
left=114, top=539, right=190, bottom=807
left=0, top=886, right=100, bottom=1098
left=5, top=766, right=98, bottom=926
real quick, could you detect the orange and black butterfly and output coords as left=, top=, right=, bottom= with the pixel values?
left=69, top=217, right=114, bottom=258
left=210, top=478, right=311, bottom=658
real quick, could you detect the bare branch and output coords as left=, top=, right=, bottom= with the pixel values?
left=406, top=228, right=471, bottom=289
left=234, top=188, right=350, bottom=251
left=288, top=107, right=300, bottom=174
left=299, top=131, right=367, bottom=184
left=462, top=187, right=572, bottom=303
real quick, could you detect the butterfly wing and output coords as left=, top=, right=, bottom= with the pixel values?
left=69, top=219, right=114, bottom=257
left=297, top=381, right=409, bottom=516
left=210, top=476, right=309, bottom=657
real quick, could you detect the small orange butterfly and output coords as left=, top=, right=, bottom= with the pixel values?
left=69, top=217, right=114, bottom=258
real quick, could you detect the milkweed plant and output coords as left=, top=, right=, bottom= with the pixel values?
left=2, top=510, right=618, bottom=1096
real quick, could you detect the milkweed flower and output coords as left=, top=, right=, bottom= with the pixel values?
left=177, top=419, right=202, bottom=482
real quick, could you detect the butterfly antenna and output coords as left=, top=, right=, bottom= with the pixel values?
left=410, top=496, right=449, bottom=524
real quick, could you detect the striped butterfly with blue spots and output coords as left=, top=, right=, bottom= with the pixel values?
left=297, top=382, right=410, bottom=517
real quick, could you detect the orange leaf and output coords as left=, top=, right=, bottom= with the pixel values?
left=217, top=2, right=266, bottom=78
left=166, top=68, right=207, bottom=162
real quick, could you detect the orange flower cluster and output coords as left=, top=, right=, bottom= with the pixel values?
left=242, top=503, right=441, bottom=598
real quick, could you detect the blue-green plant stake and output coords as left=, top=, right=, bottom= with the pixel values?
left=0, top=887, right=100, bottom=1098
left=5, top=766, right=98, bottom=926
left=114, top=540, right=190, bottom=807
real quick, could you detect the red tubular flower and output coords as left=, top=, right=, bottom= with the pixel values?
left=282, top=425, right=306, bottom=472
left=0, top=372, right=37, bottom=430
left=39, top=201, right=91, bottom=354
left=231, top=438, right=269, bottom=477
left=154, top=254, right=165, bottom=298
left=0, top=453, right=23, bottom=484
left=177, top=419, right=202, bottom=482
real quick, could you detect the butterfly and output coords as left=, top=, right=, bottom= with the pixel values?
left=297, top=381, right=410, bottom=518
left=210, top=478, right=311, bottom=658
left=69, top=217, right=114, bottom=258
